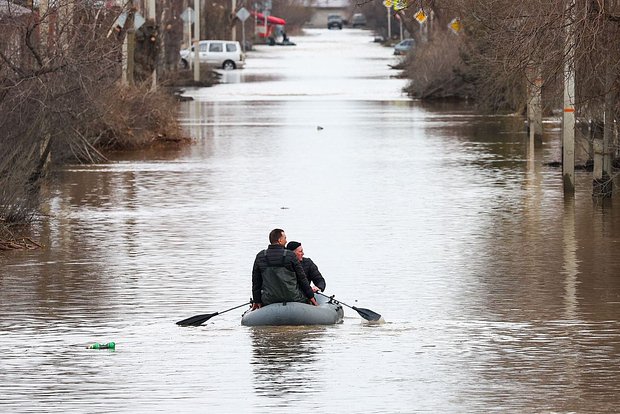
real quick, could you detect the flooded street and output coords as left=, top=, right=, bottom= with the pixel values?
left=2, top=28, right=620, bottom=412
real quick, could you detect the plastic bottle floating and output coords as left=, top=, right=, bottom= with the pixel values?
left=87, top=342, right=116, bottom=350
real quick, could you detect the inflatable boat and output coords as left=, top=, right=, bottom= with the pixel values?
left=241, top=294, right=344, bottom=326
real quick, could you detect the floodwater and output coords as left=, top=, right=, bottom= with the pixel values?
left=2, top=28, right=620, bottom=413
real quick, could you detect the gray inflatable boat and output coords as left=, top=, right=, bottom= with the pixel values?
left=241, top=294, right=344, bottom=326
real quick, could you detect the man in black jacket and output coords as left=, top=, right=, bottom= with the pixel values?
left=286, top=241, right=326, bottom=293
left=251, top=229, right=318, bottom=310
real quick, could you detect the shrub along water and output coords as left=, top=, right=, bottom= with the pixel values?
left=0, top=3, right=190, bottom=248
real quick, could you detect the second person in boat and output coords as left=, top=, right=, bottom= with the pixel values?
left=286, top=241, right=326, bottom=293
left=251, top=228, right=318, bottom=310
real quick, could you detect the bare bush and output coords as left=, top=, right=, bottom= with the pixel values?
left=86, top=83, right=191, bottom=151
left=1, top=1, right=121, bottom=225
left=398, top=0, right=620, bottom=122
left=403, top=31, right=476, bottom=101
left=1, top=0, right=190, bottom=236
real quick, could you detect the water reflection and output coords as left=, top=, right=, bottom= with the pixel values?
left=250, top=326, right=323, bottom=400
left=562, top=197, right=579, bottom=320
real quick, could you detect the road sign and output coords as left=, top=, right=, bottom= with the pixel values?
left=236, top=7, right=250, bottom=22
left=449, top=17, right=461, bottom=34
left=383, top=0, right=392, bottom=8
left=414, top=9, right=427, bottom=23
left=181, top=7, right=195, bottom=23
left=134, top=12, right=145, bottom=30
left=393, top=0, right=407, bottom=11
left=113, top=12, right=128, bottom=29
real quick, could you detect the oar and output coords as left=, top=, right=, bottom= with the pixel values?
left=176, top=302, right=251, bottom=327
left=316, top=292, right=381, bottom=321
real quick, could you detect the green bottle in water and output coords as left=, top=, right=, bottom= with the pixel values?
left=87, top=342, right=116, bottom=350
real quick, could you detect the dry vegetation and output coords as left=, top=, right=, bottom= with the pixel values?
left=0, top=0, right=191, bottom=247
left=398, top=0, right=620, bottom=116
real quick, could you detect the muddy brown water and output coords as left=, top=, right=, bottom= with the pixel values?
left=2, top=28, right=620, bottom=413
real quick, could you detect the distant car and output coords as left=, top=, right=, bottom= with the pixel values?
left=351, top=13, right=367, bottom=28
left=327, top=14, right=343, bottom=30
left=180, top=40, right=245, bottom=70
left=393, top=38, right=414, bottom=55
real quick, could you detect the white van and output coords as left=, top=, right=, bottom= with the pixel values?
left=180, top=40, right=245, bottom=70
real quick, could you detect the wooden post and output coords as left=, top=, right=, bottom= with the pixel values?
left=562, top=0, right=575, bottom=194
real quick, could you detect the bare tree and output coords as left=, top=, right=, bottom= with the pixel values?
left=1, top=1, right=120, bottom=224
left=1, top=0, right=187, bottom=235
left=401, top=0, right=620, bottom=131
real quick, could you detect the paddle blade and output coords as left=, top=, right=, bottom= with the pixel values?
left=352, top=306, right=381, bottom=321
left=176, top=312, right=218, bottom=327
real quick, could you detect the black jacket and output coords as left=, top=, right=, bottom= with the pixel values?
left=252, top=244, right=314, bottom=304
left=300, top=257, right=326, bottom=292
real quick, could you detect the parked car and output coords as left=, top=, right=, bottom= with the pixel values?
left=351, top=13, right=367, bottom=28
left=393, top=38, right=414, bottom=55
left=327, top=14, right=343, bottom=30
left=180, top=40, right=245, bottom=70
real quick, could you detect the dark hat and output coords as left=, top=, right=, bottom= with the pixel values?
left=286, top=241, right=302, bottom=251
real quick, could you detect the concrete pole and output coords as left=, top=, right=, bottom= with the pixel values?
left=603, top=81, right=614, bottom=177
left=594, top=58, right=615, bottom=197
left=600, top=16, right=615, bottom=197
left=148, top=0, right=157, bottom=90
left=125, top=29, right=136, bottom=86
left=527, top=63, right=543, bottom=142
left=37, top=0, right=51, bottom=177
left=562, top=0, right=575, bottom=194
left=193, top=0, right=201, bottom=82
left=39, top=0, right=48, bottom=58
left=231, top=0, right=237, bottom=41
left=387, top=7, right=391, bottom=40
left=61, top=0, right=75, bottom=48
left=242, top=19, right=246, bottom=52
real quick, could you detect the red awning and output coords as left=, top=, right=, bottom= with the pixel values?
left=251, top=12, right=286, bottom=26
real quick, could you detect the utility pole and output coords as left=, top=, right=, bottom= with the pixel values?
left=526, top=63, right=543, bottom=142
left=147, top=0, right=157, bottom=90
left=387, top=6, right=391, bottom=39
left=594, top=19, right=615, bottom=198
left=37, top=0, right=52, bottom=177
left=562, top=0, right=575, bottom=194
left=231, top=0, right=237, bottom=41
left=123, top=27, right=136, bottom=86
left=117, top=6, right=137, bottom=86
left=193, top=0, right=201, bottom=82
left=39, top=0, right=48, bottom=47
